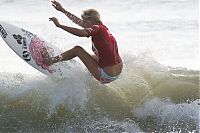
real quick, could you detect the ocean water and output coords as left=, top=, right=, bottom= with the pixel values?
left=0, top=0, right=199, bottom=132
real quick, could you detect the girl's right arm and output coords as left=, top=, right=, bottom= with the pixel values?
left=51, top=0, right=85, bottom=28
left=61, top=9, right=85, bottom=28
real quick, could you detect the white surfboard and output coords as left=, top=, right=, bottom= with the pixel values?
left=0, top=21, right=74, bottom=78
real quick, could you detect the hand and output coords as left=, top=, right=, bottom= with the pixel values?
left=51, top=0, right=64, bottom=12
left=49, top=17, right=60, bottom=27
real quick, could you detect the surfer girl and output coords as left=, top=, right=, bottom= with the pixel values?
left=43, top=0, right=123, bottom=84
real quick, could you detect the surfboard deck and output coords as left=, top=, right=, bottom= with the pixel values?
left=0, top=21, right=73, bottom=79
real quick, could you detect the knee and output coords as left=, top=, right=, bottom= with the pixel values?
left=73, top=45, right=84, bottom=54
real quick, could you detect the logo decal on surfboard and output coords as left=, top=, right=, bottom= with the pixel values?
left=13, top=34, right=31, bottom=61
left=13, top=34, right=23, bottom=44
left=23, top=51, right=31, bottom=61
left=21, top=28, right=36, bottom=38
left=0, top=25, right=8, bottom=38
left=29, top=37, right=54, bottom=73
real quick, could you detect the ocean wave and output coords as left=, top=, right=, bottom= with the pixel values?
left=0, top=53, right=198, bottom=132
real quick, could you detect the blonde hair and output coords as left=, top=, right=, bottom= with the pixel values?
left=81, top=9, right=101, bottom=23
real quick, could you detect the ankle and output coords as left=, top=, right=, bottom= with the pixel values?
left=52, top=55, right=63, bottom=63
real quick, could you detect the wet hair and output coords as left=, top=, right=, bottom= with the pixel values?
left=81, top=9, right=101, bottom=23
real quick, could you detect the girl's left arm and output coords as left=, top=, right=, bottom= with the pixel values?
left=59, top=24, right=88, bottom=37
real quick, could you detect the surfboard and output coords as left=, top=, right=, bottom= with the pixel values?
left=0, top=21, right=72, bottom=79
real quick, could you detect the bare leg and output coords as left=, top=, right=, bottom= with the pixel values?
left=91, top=54, right=99, bottom=64
left=43, top=46, right=100, bottom=80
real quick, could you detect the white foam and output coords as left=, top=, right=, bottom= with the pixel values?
left=134, top=97, right=199, bottom=127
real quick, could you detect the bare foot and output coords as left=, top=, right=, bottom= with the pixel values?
left=41, top=48, right=55, bottom=66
